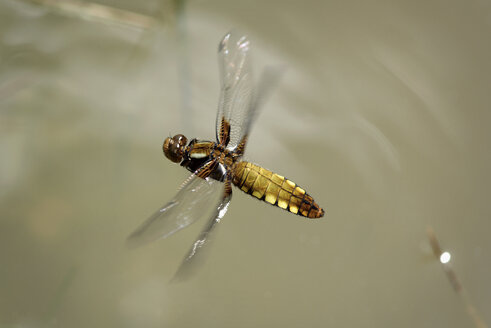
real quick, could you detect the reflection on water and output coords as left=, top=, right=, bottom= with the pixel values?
left=1, top=0, right=490, bottom=327
left=440, top=252, right=451, bottom=264
left=427, top=227, right=487, bottom=328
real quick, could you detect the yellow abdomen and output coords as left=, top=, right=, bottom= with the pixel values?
left=232, top=162, right=324, bottom=218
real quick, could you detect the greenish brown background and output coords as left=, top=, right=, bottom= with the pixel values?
left=1, top=0, right=490, bottom=327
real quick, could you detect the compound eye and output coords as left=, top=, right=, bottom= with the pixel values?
left=174, top=134, right=188, bottom=150
left=163, top=135, right=188, bottom=163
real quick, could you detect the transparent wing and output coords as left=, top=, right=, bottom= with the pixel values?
left=126, top=173, right=225, bottom=249
left=215, top=31, right=254, bottom=149
left=171, top=191, right=232, bottom=282
left=215, top=32, right=284, bottom=152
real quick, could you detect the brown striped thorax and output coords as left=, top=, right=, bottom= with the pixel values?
left=163, top=135, right=240, bottom=182
left=129, top=32, right=325, bottom=280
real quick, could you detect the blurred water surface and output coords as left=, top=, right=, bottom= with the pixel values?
left=1, top=0, right=490, bottom=327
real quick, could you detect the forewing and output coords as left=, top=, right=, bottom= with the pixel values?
left=127, top=174, right=225, bottom=249
left=215, top=32, right=283, bottom=153
left=215, top=31, right=254, bottom=149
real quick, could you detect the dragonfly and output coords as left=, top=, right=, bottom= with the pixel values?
left=128, top=31, right=324, bottom=280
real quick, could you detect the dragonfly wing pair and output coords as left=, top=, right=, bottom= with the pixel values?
left=127, top=166, right=231, bottom=281
left=126, top=172, right=225, bottom=248
left=127, top=31, right=256, bottom=280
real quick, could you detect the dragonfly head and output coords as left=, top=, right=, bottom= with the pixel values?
left=163, top=134, right=188, bottom=163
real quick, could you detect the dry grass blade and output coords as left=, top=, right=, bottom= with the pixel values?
left=426, top=226, right=488, bottom=328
